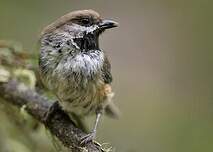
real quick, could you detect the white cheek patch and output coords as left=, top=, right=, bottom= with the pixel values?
left=59, top=31, right=80, bottom=49
left=70, top=38, right=80, bottom=49
left=85, top=25, right=99, bottom=34
left=68, top=24, right=98, bottom=37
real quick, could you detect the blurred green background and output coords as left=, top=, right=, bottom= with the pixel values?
left=0, top=0, right=213, bottom=152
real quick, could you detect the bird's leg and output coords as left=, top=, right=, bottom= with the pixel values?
left=93, top=111, right=102, bottom=133
left=80, top=110, right=102, bottom=145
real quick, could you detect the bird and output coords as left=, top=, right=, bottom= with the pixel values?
left=38, top=9, right=119, bottom=144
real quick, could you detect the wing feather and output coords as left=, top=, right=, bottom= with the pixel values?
left=101, top=56, right=112, bottom=84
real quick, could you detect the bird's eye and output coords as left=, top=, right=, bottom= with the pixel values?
left=81, top=18, right=90, bottom=25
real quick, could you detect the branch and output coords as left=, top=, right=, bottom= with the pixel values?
left=0, top=80, right=103, bottom=152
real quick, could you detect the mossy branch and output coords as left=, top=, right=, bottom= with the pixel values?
left=0, top=80, right=103, bottom=152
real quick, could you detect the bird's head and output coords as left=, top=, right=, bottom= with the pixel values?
left=41, top=10, right=118, bottom=51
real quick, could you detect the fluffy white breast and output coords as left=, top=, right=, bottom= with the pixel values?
left=62, top=50, right=104, bottom=77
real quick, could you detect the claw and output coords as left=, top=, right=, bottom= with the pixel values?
left=80, top=132, right=96, bottom=145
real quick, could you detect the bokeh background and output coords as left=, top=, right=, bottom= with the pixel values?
left=0, top=0, right=213, bottom=152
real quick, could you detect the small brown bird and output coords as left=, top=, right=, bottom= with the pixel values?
left=38, top=10, right=119, bottom=144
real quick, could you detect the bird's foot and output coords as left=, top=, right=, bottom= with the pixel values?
left=80, top=131, right=96, bottom=145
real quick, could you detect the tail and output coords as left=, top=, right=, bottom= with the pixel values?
left=105, top=102, right=120, bottom=119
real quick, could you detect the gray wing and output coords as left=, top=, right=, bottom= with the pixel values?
left=101, top=56, right=113, bottom=84
left=102, top=56, right=120, bottom=119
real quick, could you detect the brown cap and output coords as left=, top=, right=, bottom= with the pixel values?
left=41, top=10, right=101, bottom=36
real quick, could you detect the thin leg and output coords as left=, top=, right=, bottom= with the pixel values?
left=93, top=112, right=101, bottom=133
left=80, top=112, right=102, bottom=145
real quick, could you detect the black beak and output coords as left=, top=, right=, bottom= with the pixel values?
left=98, top=19, right=119, bottom=30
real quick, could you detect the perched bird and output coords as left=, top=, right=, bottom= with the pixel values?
left=38, top=10, right=119, bottom=144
